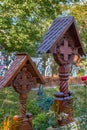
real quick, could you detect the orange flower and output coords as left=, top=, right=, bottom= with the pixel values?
left=3, top=119, right=7, bottom=126
left=13, top=115, right=19, bottom=121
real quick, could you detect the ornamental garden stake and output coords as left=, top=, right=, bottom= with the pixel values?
left=0, top=53, right=44, bottom=130
left=38, top=16, right=86, bottom=126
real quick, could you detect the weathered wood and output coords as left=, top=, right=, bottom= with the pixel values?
left=38, top=16, right=85, bottom=126
left=54, top=65, right=73, bottom=126
left=53, top=34, right=75, bottom=125
left=0, top=53, right=45, bottom=130
left=0, top=54, right=44, bottom=89
left=38, top=16, right=85, bottom=56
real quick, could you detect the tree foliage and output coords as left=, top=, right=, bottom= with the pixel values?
left=63, top=3, right=87, bottom=53
left=0, top=0, right=87, bottom=56
left=0, top=0, right=61, bottom=56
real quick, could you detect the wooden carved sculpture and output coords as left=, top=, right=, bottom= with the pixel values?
left=0, top=53, right=45, bottom=130
left=38, top=16, right=85, bottom=126
left=12, top=66, right=36, bottom=130
left=53, top=34, right=75, bottom=125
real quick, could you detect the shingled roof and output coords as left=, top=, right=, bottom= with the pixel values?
left=38, top=16, right=85, bottom=56
left=0, top=53, right=44, bottom=89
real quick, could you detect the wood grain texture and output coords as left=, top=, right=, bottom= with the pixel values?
left=38, top=16, right=85, bottom=56
left=0, top=53, right=45, bottom=89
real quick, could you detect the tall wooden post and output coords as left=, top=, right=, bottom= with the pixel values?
left=53, top=37, right=74, bottom=126
left=0, top=53, right=45, bottom=130
left=54, top=66, right=73, bottom=125
left=38, top=16, right=86, bottom=126
left=13, top=67, right=36, bottom=130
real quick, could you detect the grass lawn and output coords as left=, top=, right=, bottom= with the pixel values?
left=0, top=85, right=87, bottom=129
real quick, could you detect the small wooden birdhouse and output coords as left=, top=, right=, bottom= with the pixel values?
left=38, top=16, right=85, bottom=65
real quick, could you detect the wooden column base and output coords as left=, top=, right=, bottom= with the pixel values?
left=12, top=113, right=32, bottom=130
left=54, top=91, right=73, bottom=126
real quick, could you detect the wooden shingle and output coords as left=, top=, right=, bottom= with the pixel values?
left=38, top=16, right=85, bottom=56
left=0, top=53, right=44, bottom=89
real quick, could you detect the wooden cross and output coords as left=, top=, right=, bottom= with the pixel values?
left=59, top=39, right=72, bottom=61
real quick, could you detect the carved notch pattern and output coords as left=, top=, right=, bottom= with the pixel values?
left=12, top=67, right=37, bottom=94
left=56, top=33, right=76, bottom=65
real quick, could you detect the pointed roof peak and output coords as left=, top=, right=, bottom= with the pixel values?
left=38, top=16, right=85, bottom=56
left=0, top=53, right=44, bottom=89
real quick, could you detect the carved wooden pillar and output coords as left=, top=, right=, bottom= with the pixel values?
left=58, top=65, right=70, bottom=97
left=12, top=66, right=36, bottom=130
left=19, top=94, right=27, bottom=117
left=53, top=35, right=76, bottom=126
left=37, top=16, right=85, bottom=127
left=54, top=65, right=73, bottom=126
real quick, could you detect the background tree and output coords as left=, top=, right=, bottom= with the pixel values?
left=0, top=0, right=85, bottom=57
left=62, top=2, right=87, bottom=53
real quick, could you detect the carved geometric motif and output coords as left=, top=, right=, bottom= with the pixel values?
left=56, top=33, right=76, bottom=65
left=12, top=67, right=36, bottom=94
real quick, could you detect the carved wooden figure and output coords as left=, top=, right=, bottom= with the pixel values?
left=38, top=16, right=85, bottom=126
left=0, top=53, right=44, bottom=130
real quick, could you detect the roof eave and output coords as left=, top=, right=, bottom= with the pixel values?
left=73, top=21, right=86, bottom=56
left=38, top=17, right=74, bottom=54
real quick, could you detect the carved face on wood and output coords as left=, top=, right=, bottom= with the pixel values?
left=55, top=33, right=77, bottom=65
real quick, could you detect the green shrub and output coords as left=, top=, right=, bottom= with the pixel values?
left=77, top=69, right=85, bottom=76
left=0, top=86, right=87, bottom=129
left=33, top=112, right=49, bottom=130
left=36, top=94, right=54, bottom=111
left=27, top=99, right=41, bottom=116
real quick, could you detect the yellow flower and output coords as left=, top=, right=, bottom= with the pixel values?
left=3, top=119, right=7, bottom=126
left=7, top=117, right=10, bottom=127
